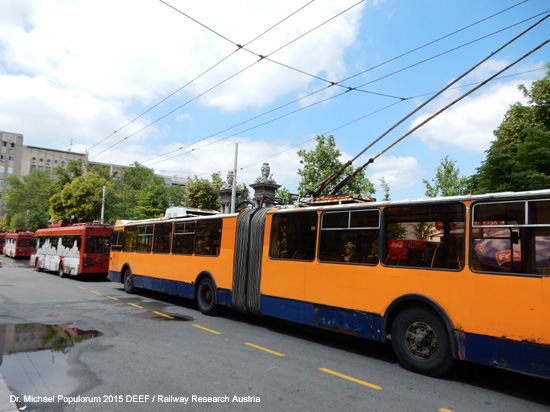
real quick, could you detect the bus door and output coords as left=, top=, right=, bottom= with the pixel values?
left=109, top=229, right=124, bottom=276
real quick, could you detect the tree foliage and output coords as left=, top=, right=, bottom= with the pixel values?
left=115, top=162, right=169, bottom=220
left=423, top=156, right=470, bottom=197
left=297, top=135, right=375, bottom=196
left=470, top=66, right=550, bottom=193
left=184, top=174, right=223, bottom=210
left=49, top=172, right=110, bottom=222
left=3, top=170, right=56, bottom=231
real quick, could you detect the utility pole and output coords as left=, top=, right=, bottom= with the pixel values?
left=230, top=143, right=238, bottom=213
left=100, top=185, right=106, bottom=223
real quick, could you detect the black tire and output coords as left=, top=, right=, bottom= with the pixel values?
left=58, top=263, right=67, bottom=278
left=123, top=268, right=135, bottom=294
left=196, top=278, right=218, bottom=315
left=391, top=307, right=454, bottom=377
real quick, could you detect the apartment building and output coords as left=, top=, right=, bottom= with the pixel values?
left=0, top=130, right=187, bottom=216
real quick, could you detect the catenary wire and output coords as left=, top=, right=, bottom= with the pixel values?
left=143, top=10, right=549, bottom=167
left=86, top=0, right=316, bottom=154
left=90, top=1, right=364, bottom=160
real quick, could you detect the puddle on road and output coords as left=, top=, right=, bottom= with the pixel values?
left=0, top=322, right=102, bottom=408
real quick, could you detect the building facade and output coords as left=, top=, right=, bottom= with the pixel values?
left=0, top=130, right=188, bottom=217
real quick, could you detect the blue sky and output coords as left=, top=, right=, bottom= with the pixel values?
left=0, top=0, right=548, bottom=201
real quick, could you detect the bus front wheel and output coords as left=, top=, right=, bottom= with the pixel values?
left=391, top=307, right=454, bottom=377
left=123, top=268, right=135, bottom=294
left=196, top=278, right=218, bottom=316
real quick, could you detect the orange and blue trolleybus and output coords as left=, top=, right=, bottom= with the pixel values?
left=108, top=190, right=550, bottom=379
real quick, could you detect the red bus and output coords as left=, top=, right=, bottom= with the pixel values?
left=0, top=231, right=6, bottom=250
left=31, top=221, right=113, bottom=278
left=4, top=230, right=34, bottom=258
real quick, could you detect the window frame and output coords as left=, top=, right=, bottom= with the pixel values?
left=318, top=208, right=380, bottom=265
left=471, top=199, right=550, bottom=277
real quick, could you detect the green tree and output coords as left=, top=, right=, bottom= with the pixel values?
left=297, top=135, right=375, bottom=196
left=115, top=162, right=169, bottom=220
left=423, top=156, right=470, bottom=197
left=49, top=172, right=111, bottom=221
left=470, top=66, right=550, bottom=193
left=184, top=174, right=222, bottom=210
left=53, top=158, right=86, bottom=187
left=166, top=185, right=186, bottom=207
left=379, top=177, right=391, bottom=201
left=3, top=170, right=56, bottom=231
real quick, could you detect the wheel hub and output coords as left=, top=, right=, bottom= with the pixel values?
left=405, top=321, right=438, bottom=359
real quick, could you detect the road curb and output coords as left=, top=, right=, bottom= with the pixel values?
left=0, top=373, right=17, bottom=412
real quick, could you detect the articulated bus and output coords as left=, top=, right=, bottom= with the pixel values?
left=108, top=190, right=550, bottom=379
left=4, top=230, right=34, bottom=258
left=31, top=221, right=113, bottom=278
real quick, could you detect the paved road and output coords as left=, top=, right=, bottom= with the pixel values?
left=0, top=257, right=548, bottom=412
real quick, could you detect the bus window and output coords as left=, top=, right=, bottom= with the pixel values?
left=384, top=203, right=465, bottom=269
left=123, top=226, right=137, bottom=252
left=86, top=236, right=106, bottom=254
left=195, top=219, right=222, bottom=256
left=153, top=222, right=172, bottom=254
left=319, top=209, right=379, bottom=264
left=472, top=199, right=550, bottom=275
left=62, top=235, right=81, bottom=250
left=111, top=230, right=124, bottom=252
left=269, top=212, right=317, bottom=261
left=137, top=225, right=153, bottom=253
left=172, top=222, right=194, bottom=255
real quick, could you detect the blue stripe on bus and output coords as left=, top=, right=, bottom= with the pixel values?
left=109, top=271, right=232, bottom=305
left=260, top=295, right=383, bottom=340
left=456, top=331, right=550, bottom=379
left=109, top=270, right=122, bottom=282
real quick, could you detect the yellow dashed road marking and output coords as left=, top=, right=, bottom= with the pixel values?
left=193, top=324, right=221, bottom=334
left=319, top=368, right=382, bottom=390
left=244, top=342, right=285, bottom=357
left=128, top=303, right=144, bottom=309
left=153, top=311, right=175, bottom=319
left=90, top=290, right=102, bottom=295
left=105, top=295, right=119, bottom=301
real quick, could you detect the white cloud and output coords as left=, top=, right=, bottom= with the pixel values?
left=0, top=0, right=365, bottom=162
left=367, top=155, right=419, bottom=197
left=409, top=63, right=540, bottom=152
left=142, top=136, right=305, bottom=192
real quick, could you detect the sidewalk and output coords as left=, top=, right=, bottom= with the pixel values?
left=0, top=374, right=17, bottom=412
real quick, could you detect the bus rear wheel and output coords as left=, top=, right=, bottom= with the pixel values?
left=197, top=278, right=218, bottom=316
left=58, top=263, right=67, bottom=278
left=123, top=268, right=135, bottom=294
left=391, top=307, right=454, bottom=377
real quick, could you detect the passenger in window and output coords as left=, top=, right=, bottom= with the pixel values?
left=195, top=240, right=210, bottom=255
left=343, top=241, right=358, bottom=262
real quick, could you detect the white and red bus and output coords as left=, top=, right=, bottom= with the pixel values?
left=4, top=230, right=34, bottom=258
left=31, top=221, right=113, bottom=278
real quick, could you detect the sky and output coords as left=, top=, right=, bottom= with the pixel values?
left=0, top=0, right=548, bottom=202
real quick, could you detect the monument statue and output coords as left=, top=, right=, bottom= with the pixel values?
left=254, top=163, right=276, bottom=184
left=221, top=170, right=234, bottom=190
